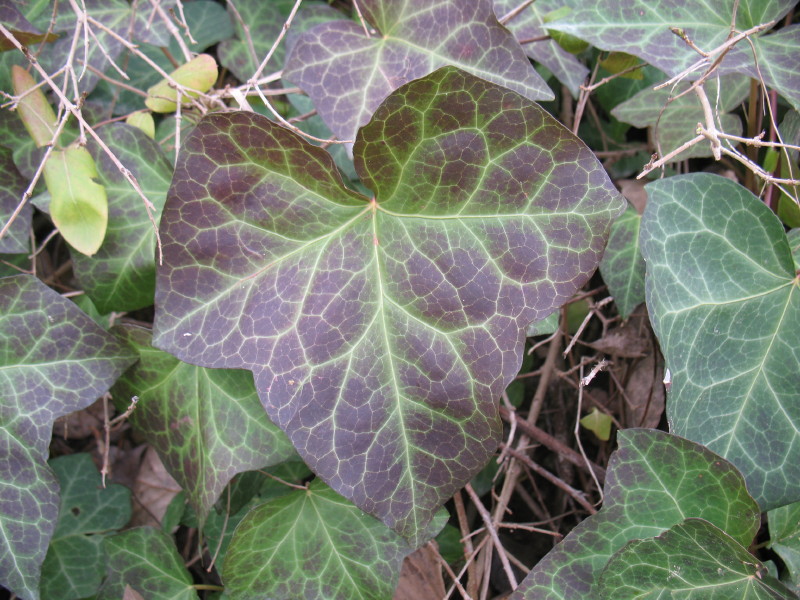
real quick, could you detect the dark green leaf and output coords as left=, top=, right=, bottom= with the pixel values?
left=0, top=274, right=135, bottom=600
left=526, top=311, right=559, bottom=337
left=111, top=325, right=296, bottom=521
left=70, top=123, right=171, bottom=312
left=217, top=0, right=283, bottom=84
left=153, top=67, right=623, bottom=543
left=788, top=229, right=800, bottom=269
left=511, top=429, right=760, bottom=600
left=39, top=453, right=131, bottom=600
left=283, top=0, right=554, bottom=144
left=599, top=518, right=796, bottom=599
left=641, top=173, right=800, bottom=511
left=99, top=527, right=198, bottom=600
left=769, top=501, right=800, bottom=594
left=223, top=479, right=414, bottom=600
left=546, top=0, right=795, bottom=77
left=0, top=146, right=31, bottom=253
left=166, top=0, right=233, bottom=56
left=599, top=204, right=645, bottom=319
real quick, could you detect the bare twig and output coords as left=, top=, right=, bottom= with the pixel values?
left=498, top=0, right=536, bottom=25
left=464, top=483, right=518, bottom=590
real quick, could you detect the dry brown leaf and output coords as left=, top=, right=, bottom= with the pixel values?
left=123, top=584, right=146, bottom=600
left=393, top=542, right=446, bottom=600
left=587, top=326, right=649, bottom=358
left=623, top=346, right=666, bottom=429
left=129, top=446, right=182, bottom=528
left=617, top=178, right=648, bottom=213
left=53, top=397, right=105, bottom=439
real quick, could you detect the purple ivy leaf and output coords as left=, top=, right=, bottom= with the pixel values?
left=283, top=0, right=554, bottom=145
left=153, top=67, right=623, bottom=543
left=0, top=146, right=30, bottom=254
left=0, top=0, right=58, bottom=52
left=0, top=275, right=136, bottom=600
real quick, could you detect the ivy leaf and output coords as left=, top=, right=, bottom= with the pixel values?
left=527, top=311, right=559, bottom=337
left=493, top=0, right=590, bottom=97
left=789, top=228, right=800, bottom=269
left=640, top=173, right=800, bottom=511
left=599, top=203, right=645, bottom=319
left=0, top=2, right=58, bottom=51
left=0, top=274, right=136, bottom=600
left=67, top=123, right=171, bottom=312
left=611, top=74, right=750, bottom=162
left=217, top=0, right=284, bottom=84
left=39, top=454, right=131, bottom=600
left=546, top=0, right=795, bottom=77
left=111, top=325, right=297, bottom=521
left=0, top=146, right=31, bottom=254
left=769, top=501, right=800, bottom=594
left=223, top=479, right=419, bottom=600
left=599, top=518, right=796, bottom=599
left=153, top=66, right=623, bottom=543
left=98, top=527, right=198, bottom=600
left=283, top=0, right=554, bottom=144
left=510, top=429, right=761, bottom=600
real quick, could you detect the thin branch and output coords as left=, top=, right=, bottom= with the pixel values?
left=498, top=0, right=536, bottom=25
left=464, top=483, right=518, bottom=590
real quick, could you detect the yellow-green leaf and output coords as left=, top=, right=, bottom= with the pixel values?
left=599, top=52, right=644, bottom=80
left=125, top=111, right=155, bottom=139
left=145, top=54, right=218, bottom=113
left=580, top=408, right=612, bottom=441
left=43, top=147, right=108, bottom=256
left=11, top=65, right=58, bottom=148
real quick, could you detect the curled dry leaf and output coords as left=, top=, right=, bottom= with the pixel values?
left=393, top=543, right=446, bottom=600
left=129, top=446, right=182, bottom=528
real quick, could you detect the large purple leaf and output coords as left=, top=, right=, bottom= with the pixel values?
left=283, top=0, right=553, bottom=145
left=153, top=66, right=624, bottom=543
left=0, top=275, right=136, bottom=600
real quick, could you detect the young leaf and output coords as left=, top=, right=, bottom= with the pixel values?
left=223, top=479, right=416, bottom=600
left=0, top=274, right=136, bottom=600
left=39, top=454, right=132, bottom=600
left=599, top=518, right=796, bottom=599
left=641, top=173, right=800, bottom=511
left=283, top=0, right=554, bottom=144
left=43, top=146, right=108, bottom=257
left=580, top=407, right=612, bottom=441
left=99, top=527, right=199, bottom=600
left=599, top=203, right=645, bottom=319
left=70, top=123, right=171, bottom=312
left=125, top=111, right=155, bottom=139
left=111, top=325, right=296, bottom=521
left=769, top=501, right=800, bottom=594
left=0, top=146, right=31, bottom=254
left=145, top=54, right=218, bottom=113
left=11, top=65, right=57, bottom=148
left=510, top=429, right=761, bottom=600
left=545, top=0, right=796, bottom=77
left=153, top=66, right=624, bottom=544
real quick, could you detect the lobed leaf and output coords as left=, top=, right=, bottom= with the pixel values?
left=599, top=203, right=645, bottom=319
left=598, top=518, right=796, bottom=599
left=223, top=479, right=434, bottom=600
left=546, top=0, right=796, bottom=77
left=98, top=527, right=198, bottom=600
left=283, top=0, right=554, bottom=144
left=39, top=453, right=131, bottom=600
left=0, top=274, right=135, bottom=600
left=111, top=325, right=296, bottom=521
left=0, top=146, right=31, bottom=254
left=153, top=66, right=623, bottom=543
left=510, top=429, right=761, bottom=600
left=69, top=123, right=171, bottom=312
left=641, top=173, right=800, bottom=511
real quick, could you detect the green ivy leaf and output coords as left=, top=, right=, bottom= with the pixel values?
left=223, top=479, right=416, bottom=600
left=545, top=0, right=795, bottom=77
left=283, top=0, right=554, bottom=144
left=527, top=311, right=559, bottom=337
left=99, top=527, right=198, bottom=600
left=641, top=173, right=800, bottom=511
left=492, top=0, right=589, bottom=97
left=39, top=454, right=131, bottom=600
left=217, top=0, right=285, bottom=84
left=611, top=75, right=750, bottom=162
left=599, top=518, right=796, bottom=599
left=111, top=325, right=296, bottom=521
left=67, top=123, right=172, bottom=312
left=599, top=203, right=645, bottom=319
left=788, top=229, right=800, bottom=270
left=0, top=146, right=31, bottom=254
left=0, top=274, right=136, bottom=600
left=769, top=501, right=800, bottom=594
left=510, top=429, right=760, bottom=600
left=166, top=0, right=233, bottom=58
left=153, top=66, right=623, bottom=543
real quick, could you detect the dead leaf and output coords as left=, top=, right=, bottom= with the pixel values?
left=393, top=542, right=446, bottom=600
left=587, top=326, right=649, bottom=358
left=129, top=446, right=182, bottom=527
left=623, top=345, right=666, bottom=429
left=53, top=397, right=105, bottom=439
left=123, top=585, right=146, bottom=600
left=617, top=179, right=648, bottom=213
